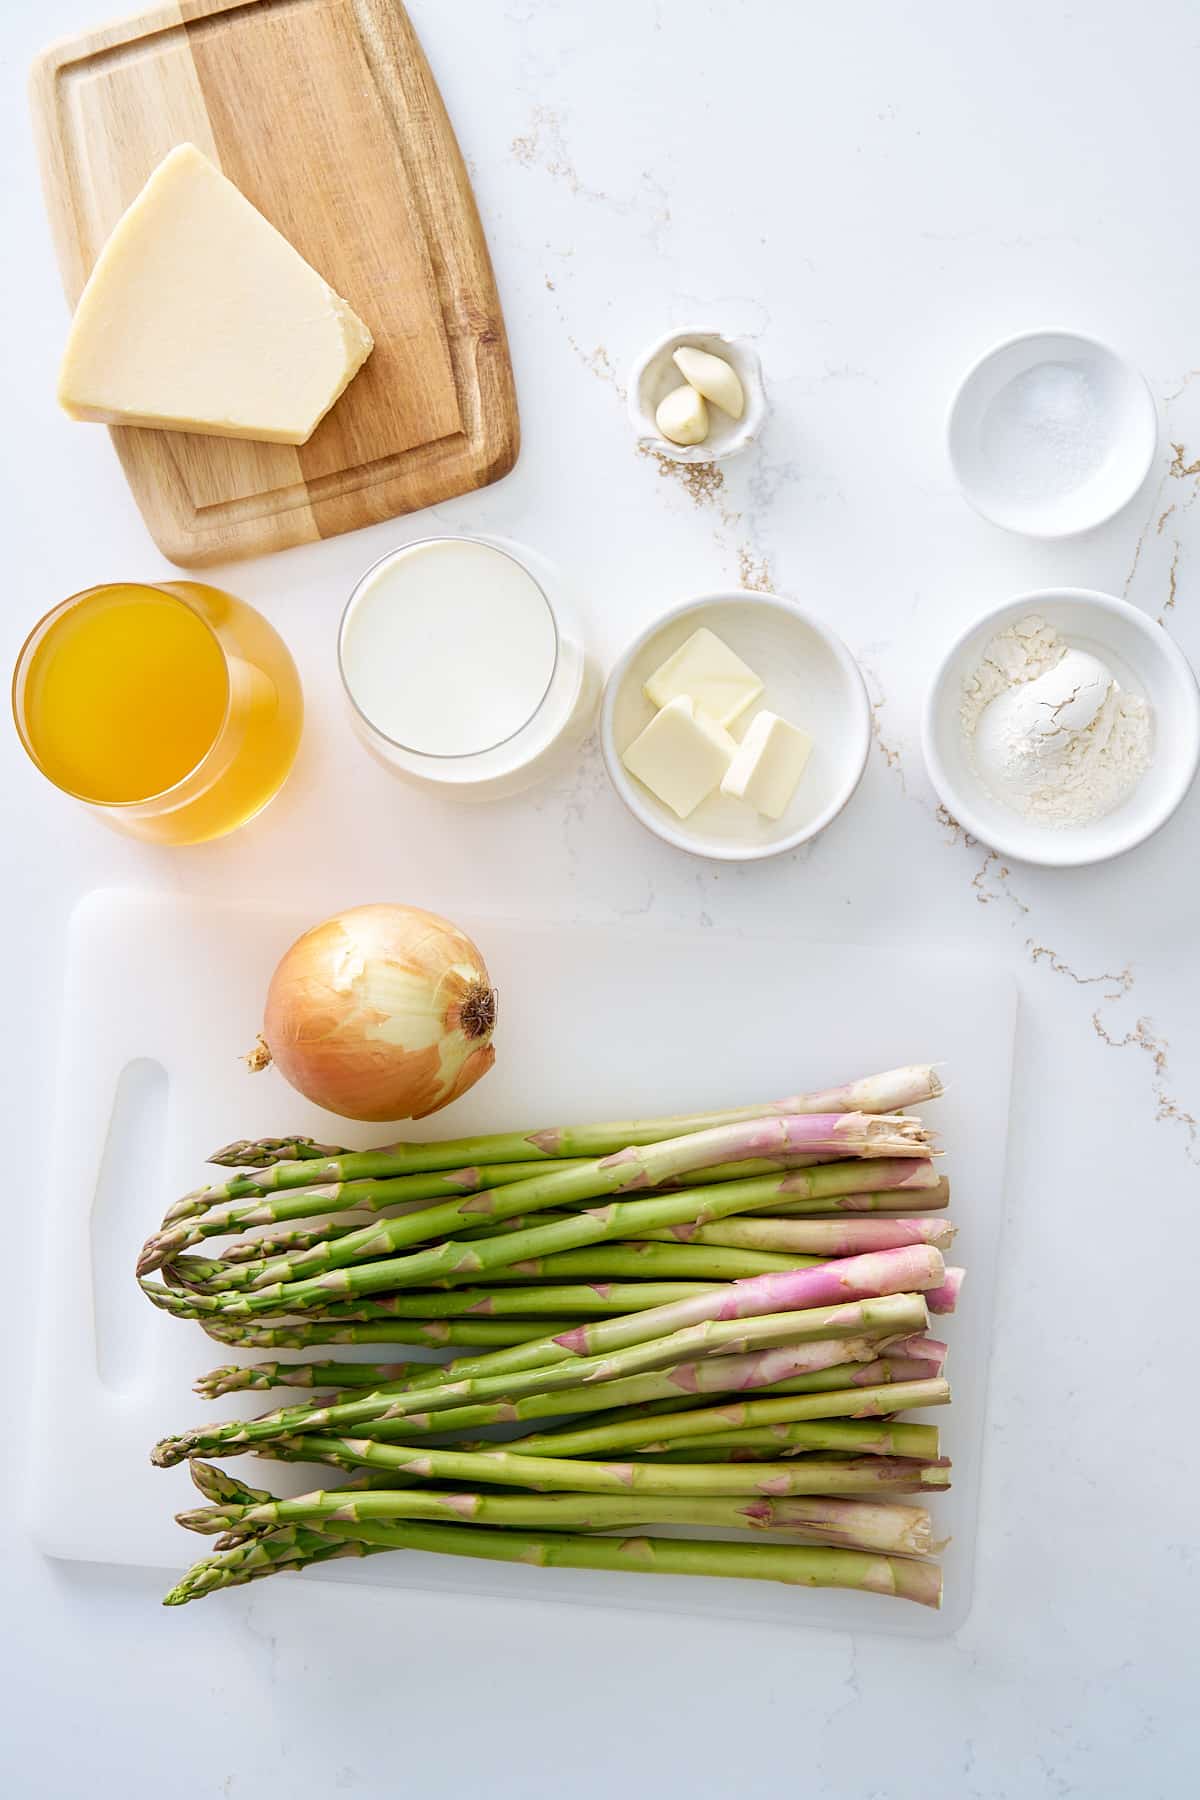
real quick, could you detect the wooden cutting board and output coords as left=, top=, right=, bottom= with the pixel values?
left=31, top=0, right=519, bottom=566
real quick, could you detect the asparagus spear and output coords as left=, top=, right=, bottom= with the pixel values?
left=195, top=1360, right=428, bottom=1398
left=198, top=1320, right=576, bottom=1351
left=632, top=1216, right=957, bottom=1255
left=165, top=1516, right=943, bottom=1608
left=766, top=1176, right=949, bottom=1216
left=209, top=1137, right=344, bottom=1167
left=193, top=1066, right=942, bottom=1190
left=187, top=1461, right=274, bottom=1508
left=150, top=1298, right=569, bottom=1352
left=167, top=1523, right=350, bottom=1599
left=227, top=1440, right=953, bottom=1500
left=177, top=1488, right=940, bottom=1553
left=438, top=1244, right=808, bottom=1284
left=150, top=1290, right=932, bottom=1465
left=613, top=1419, right=938, bottom=1458
left=539, top=1418, right=940, bottom=1460
left=193, top=1281, right=722, bottom=1333
left=189, top=1240, right=813, bottom=1297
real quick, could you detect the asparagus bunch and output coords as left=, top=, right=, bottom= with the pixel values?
left=140, top=1067, right=962, bottom=1611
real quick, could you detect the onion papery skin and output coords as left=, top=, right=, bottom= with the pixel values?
left=261, top=905, right=497, bottom=1122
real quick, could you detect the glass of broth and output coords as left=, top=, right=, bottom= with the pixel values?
left=12, top=581, right=302, bottom=845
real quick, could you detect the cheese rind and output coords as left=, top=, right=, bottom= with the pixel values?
left=643, top=627, right=765, bottom=727
left=57, top=144, right=374, bottom=447
left=721, top=709, right=813, bottom=819
left=622, top=695, right=736, bottom=819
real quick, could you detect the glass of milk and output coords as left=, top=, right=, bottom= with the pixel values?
left=338, top=535, right=598, bottom=799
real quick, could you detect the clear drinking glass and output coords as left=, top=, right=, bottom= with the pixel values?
left=12, top=579, right=303, bottom=845
left=338, top=534, right=599, bottom=801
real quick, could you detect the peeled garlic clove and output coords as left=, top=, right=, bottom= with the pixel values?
left=672, top=345, right=745, bottom=420
left=656, top=383, right=710, bottom=446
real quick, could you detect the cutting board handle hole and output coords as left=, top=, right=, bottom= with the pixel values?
left=91, top=1057, right=168, bottom=1395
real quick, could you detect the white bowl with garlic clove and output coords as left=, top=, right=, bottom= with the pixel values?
left=629, top=327, right=766, bottom=463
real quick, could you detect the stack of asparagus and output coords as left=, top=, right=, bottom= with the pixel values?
left=137, top=1065, right=962, bottom=1610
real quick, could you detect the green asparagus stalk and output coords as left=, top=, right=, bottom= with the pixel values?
left=210, top=1137, right=345, bottom=1167
left=457, top=1420, right=940, bottom=1463
left=162, top=1268, right=749, bottom=1325
left=609, top=1419, right=938, bottom=1458
left=187, top=1460, right=274, bottom=1508
left=227, top=1439, right=952, bottom=1500
left=216, top=1217, right=394, bottom=1266
left=633, top=1216, right=957, bottom=1255
left=177, top=1487, right=939, bottom=1553
left=192, top=1281, right=722, bottom=1334
left=150, top=1289, right=932, bottom=1465
left=615, top=1419, right=941, bottom=1459
left=192, top=1067, right=942, bottom=1191
left=766, top=1176, right=950, bottom=1217
left=165, top=1516, right=943, bottom=1608
left=151, top=1297, right=571, bottom=1352
left=439, top=1244, right=809, bottom=1284
left=195, top=1360, right=430, bottom=1398
left=197, top=1319, right=575, bottom=1351
left=167, top=1523, right=350, bottom=1599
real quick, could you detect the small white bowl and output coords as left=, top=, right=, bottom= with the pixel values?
left=601, top=591, right=870, bottom=862
left=923, top=589, right=1200, bottom=868
left=947, top=331, right=1158, bottom=537
left=628, top=327, right=766, bottom=463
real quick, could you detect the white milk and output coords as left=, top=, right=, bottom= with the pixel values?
left=340, top=539, right=559, bottom=757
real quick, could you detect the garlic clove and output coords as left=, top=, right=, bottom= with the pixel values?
left=672, top=345, right=745, bottom=420
left=655, top=383, right=710, bottom=446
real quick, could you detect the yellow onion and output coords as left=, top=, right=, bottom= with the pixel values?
left=252, top=904, right=497, bottom=1122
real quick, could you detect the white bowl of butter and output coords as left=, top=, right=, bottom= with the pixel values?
left=601, top=592, right=871, bottom=861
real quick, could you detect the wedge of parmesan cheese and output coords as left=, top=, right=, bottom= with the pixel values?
left=58, top=144, right=373, bottom=446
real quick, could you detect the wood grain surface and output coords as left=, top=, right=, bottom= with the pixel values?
left=31, top=0, right=519, bottom=565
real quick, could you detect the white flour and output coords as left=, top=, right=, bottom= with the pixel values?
left=959, top=615, right=1153, bottom=827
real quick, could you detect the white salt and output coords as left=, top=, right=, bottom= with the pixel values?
left=977, top=360, right=1111, bottom=502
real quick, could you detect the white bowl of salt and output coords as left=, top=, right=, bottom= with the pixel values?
left=947, top=330, right=1158, bottom=537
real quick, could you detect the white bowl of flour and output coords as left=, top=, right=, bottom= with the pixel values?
left=923, top=590, right=1200, bottom=867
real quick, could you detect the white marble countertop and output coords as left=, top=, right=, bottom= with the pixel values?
left=2, top=1, right=1196, bottom=1794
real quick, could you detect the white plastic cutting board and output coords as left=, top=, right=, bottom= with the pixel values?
left=28, top=890, right=1015, bottom=1637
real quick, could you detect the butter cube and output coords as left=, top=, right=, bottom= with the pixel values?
left=721, top=710, right=813, bottom=819
left=622, top=695, right=736, bottom=819
left=643, top=627, right=764, bottom=728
